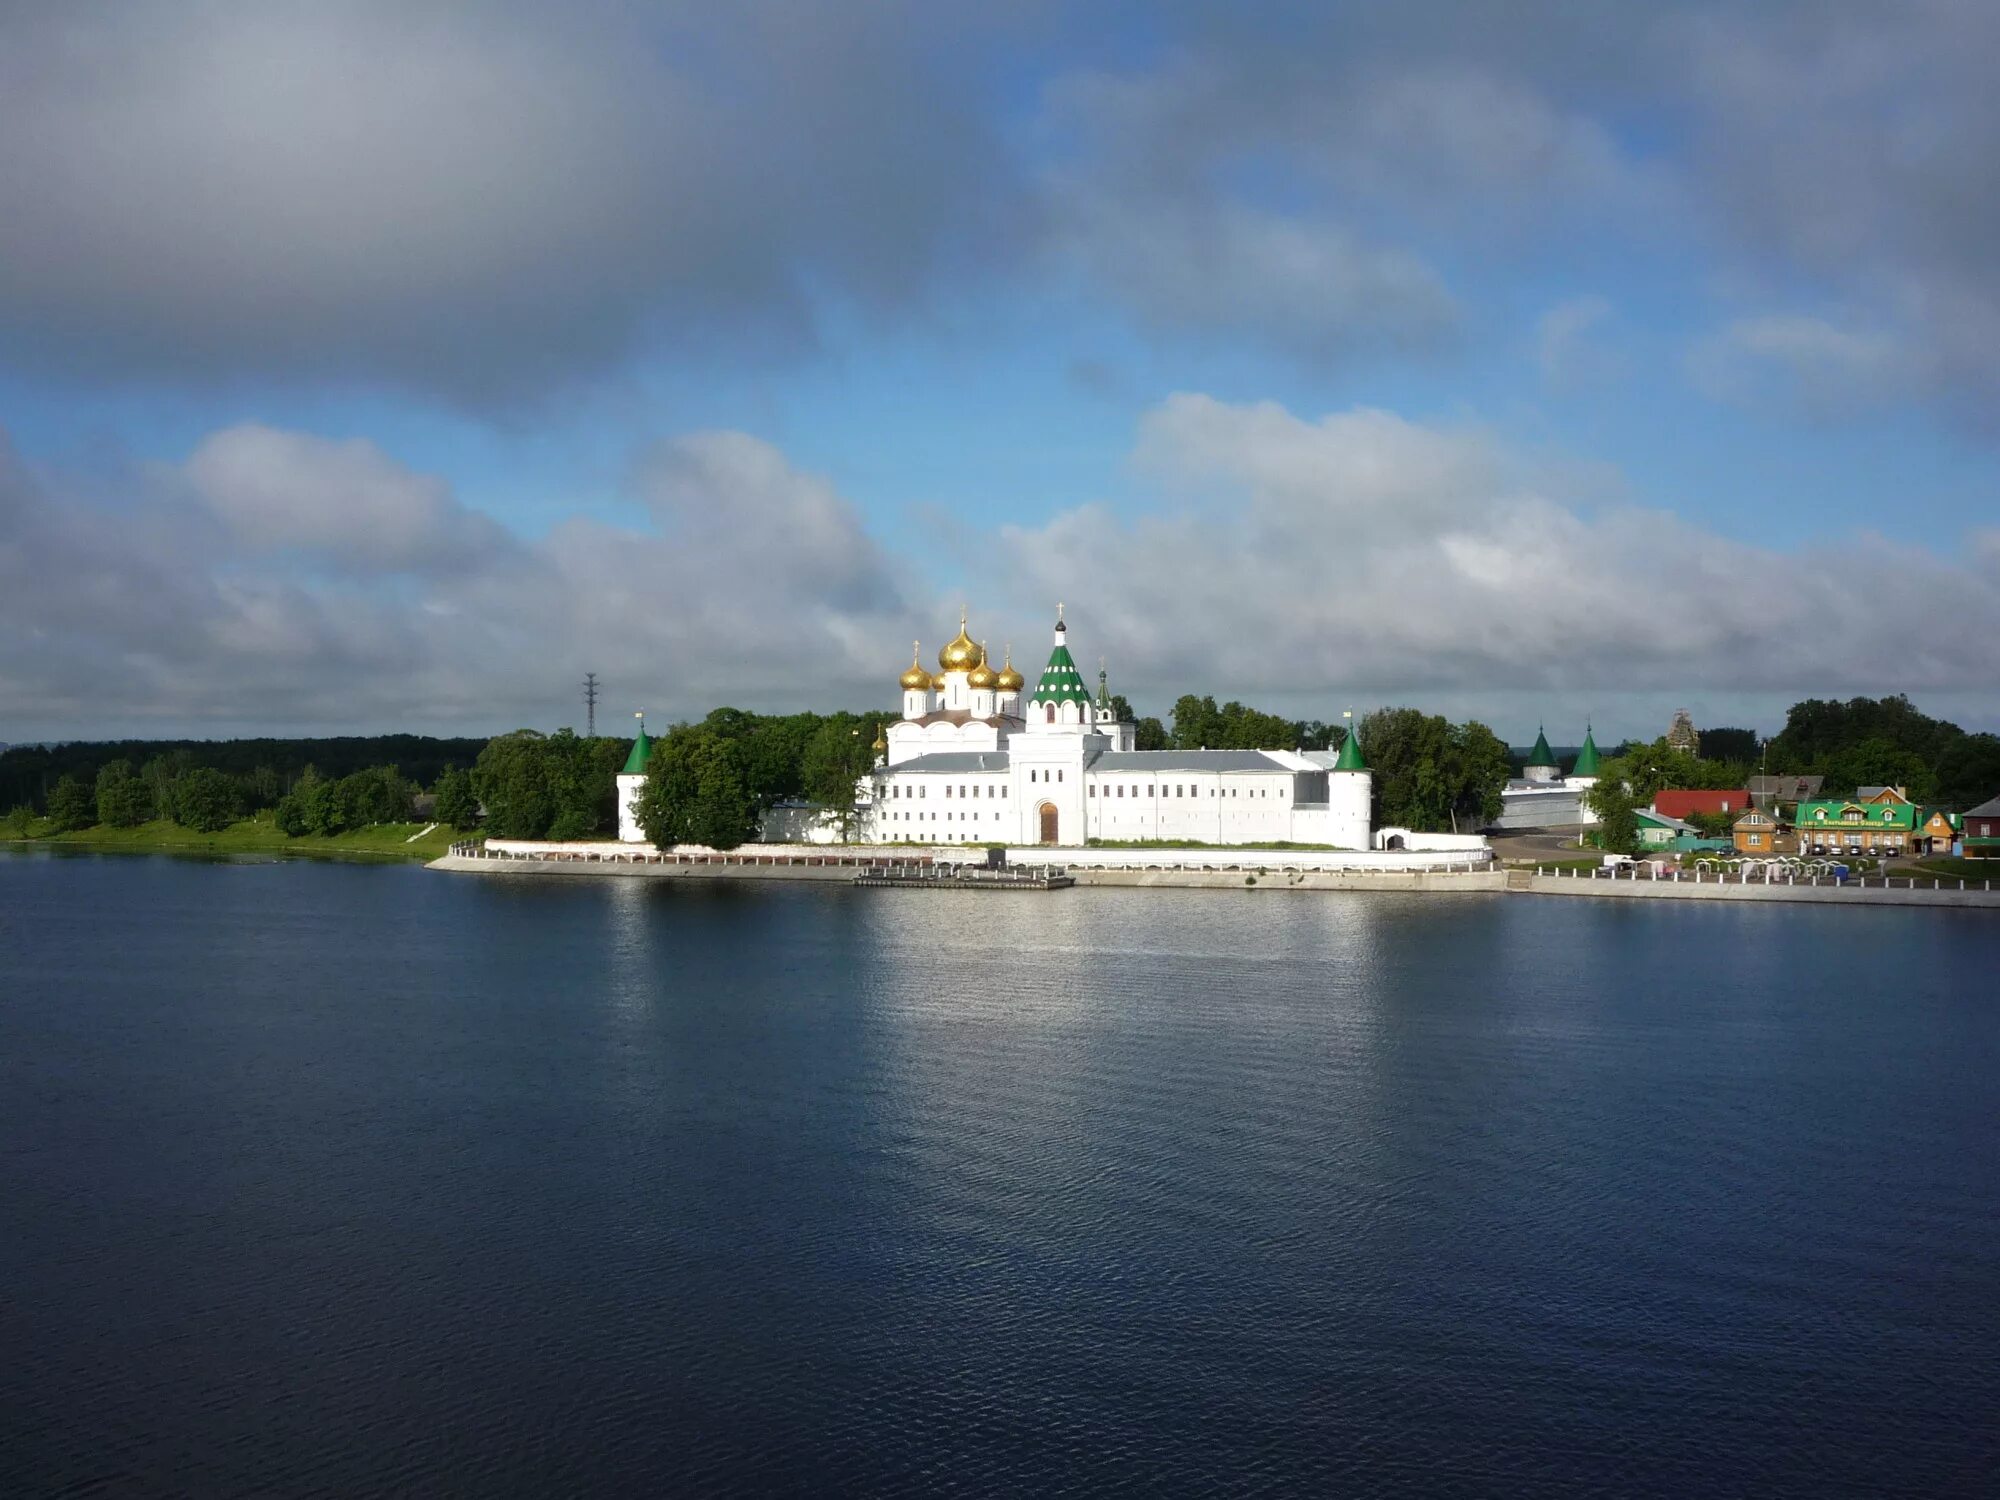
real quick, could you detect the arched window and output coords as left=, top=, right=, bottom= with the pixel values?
left=1045, top=703, right=1056, bottom=724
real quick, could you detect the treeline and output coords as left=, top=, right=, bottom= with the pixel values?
left=29, top=754, right=460, bottom=839
left=0, top=735, right=486, bottom=812
left=475, top=710, right=890, bottom=847
left=1160, top=695, right=1343, bottom=753
left=1157, top=698, right=1512, bottom=832
left=1764, top=696, right=1999, bottom=806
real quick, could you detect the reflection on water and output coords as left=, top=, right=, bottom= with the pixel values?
left=3, top=855, right=1998, bottom=1497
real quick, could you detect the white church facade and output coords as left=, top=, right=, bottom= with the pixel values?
left=615, top=608, right=1380, bottom=849
left=860, top=609, right=1374, bottom=849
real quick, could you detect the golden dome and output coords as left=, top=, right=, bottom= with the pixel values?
left=898, top=641, right=932, bottom=692
left=994, top=645, right=1024, bottom=692
left=938, top=610, right=984, bottom=673
left=931, top=672, right=947, bottom=690
left=967, top=642, right=999, bottom=690
left=870, top=723, right=887, bottom=753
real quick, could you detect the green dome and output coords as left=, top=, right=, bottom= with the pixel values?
left=1333, top=728, right=1366, bottom=771
left=1570, top=727, right=1601, bottom=776
left=1527, top=726, right=1556, bottom=768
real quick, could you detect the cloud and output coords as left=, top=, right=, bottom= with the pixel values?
left=996, top=395, right=2000, bottom=710
left=184, top=425, right=516, bottom=572
left=0, top=422, right=930, bottom=735
left=1687, top=315, right=1913, bottom=419
left=0, top=1, right=1013, bottom=404
left=1536, top=296, right=1621, bottom=388
left=6, top=401, right=2000, bottom=740
left=1045, top=190, right=1457, bottom=359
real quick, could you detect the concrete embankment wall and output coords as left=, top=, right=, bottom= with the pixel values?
left=1521, top=872, right=2000, bottom=909
left=431, top=852, right=1505, bottom=892
left=1078, top=867, right=1505, bottom=892
left=428, top=854, right=859, bottom=882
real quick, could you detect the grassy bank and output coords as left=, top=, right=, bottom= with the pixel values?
left=0, top=815, right=457, bottom=861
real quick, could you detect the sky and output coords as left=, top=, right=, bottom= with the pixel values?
left=3, top=0, right=1999, bottom=747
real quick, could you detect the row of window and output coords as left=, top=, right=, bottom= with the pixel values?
left=886, top=782, right=1011, bottom=800
left=1089, top=783, right=1285, bottom=800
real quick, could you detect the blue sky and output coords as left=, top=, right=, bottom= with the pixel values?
left=3, top=1, right=1998, bottom=745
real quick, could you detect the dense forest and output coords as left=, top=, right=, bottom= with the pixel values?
left=0, top=735, right=485, bottom=811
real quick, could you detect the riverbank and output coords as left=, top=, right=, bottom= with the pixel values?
left=1, top=816, right=453, bottom=861
left=1515, top=865, right=2000, bottom=909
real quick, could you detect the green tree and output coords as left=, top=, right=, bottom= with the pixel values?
left=1767, top=694, right=1959, bottom=773
left=434, top=765, right=479, bottom=831
left=243, top=765, right=284, bottom=809
left=472, top=730, right=558, bottom=838
left=5, top=804, right=34, bottom=839
left=274, top=765, right=339, bottom=837
left=1450, top=720, right=1513, bottom=828
left=801, top=719, right=875, bottom=838
left=634, top=726, right=755, bottom=850
left=95, top=760, right=151, bottom=827
left=47, top=775, right=97, bottom=832
left=1698, top=726, right=1759, bottom=763
left=1170, top=694, right=1223, bottom=750
left=1585, top=778, right=1641, bottom=854
left=1936, top=733, right=2000, bottom=809
left=1133, top=716, right=1170, bottom=751
left=331, top=766, right=413, bottom=827
left=1820, top=739, right=1936, bottom=801
left=140, top=751, right=193, bottom=825
left=1349, top=710, right=1514, bottom=832
left=172, top=767, right=242, bottom=833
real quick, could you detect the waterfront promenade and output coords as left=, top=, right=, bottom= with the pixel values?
left=432, top=840, right=2000, bottom=906
left=1517, top=864, right=2000, bottom=909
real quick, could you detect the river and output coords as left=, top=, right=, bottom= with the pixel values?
left=3, top=852, right=1996, bottom=1496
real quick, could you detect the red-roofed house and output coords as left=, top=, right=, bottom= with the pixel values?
left=1652, top=789, right=1752, bottom=821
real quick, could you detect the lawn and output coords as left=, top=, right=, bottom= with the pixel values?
left=1, top=815, right=457, bottom=861
left=1905, top=857, right=2000, bottom=886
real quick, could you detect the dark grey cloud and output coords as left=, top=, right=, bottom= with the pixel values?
left=0, top=0, right=1017, bottom=404
left=1027, top=0, right=2000, bottom=418
left=5, top=2, right=2000, bottom=420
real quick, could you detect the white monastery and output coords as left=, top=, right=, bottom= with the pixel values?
left=621, top=607, right=1380, bottom=849
left=1490, top=726, right=1602, bottom=830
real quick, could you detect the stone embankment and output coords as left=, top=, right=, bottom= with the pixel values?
left=431, top=840, right=1501, bottom=891
left=1516, top=865, right=2000, bottom=909
left=431, top=843, right=899, bottom=882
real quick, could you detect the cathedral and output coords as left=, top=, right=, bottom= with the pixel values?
left=616, top=607, right=1377, bottom=849
left=860, top=608, right=1372, bottom=848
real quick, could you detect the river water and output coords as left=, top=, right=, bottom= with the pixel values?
left=3, top=853, right=1996, bottom=1496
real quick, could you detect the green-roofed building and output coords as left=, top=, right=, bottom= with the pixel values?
left=615, top=717, right=653, bottom=841
left=1570, top=726, right=1601, bottom=779
left=1027, top=612, right=1094, bottom=723
left=1794, top=798, right=1923, bottom=855
left=621, top=722, right=652, bottom=775
left=1523, top=726, right=1561, bottom=785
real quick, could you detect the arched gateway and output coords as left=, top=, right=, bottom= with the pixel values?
left=1038, top=802, right=1059, bottom=844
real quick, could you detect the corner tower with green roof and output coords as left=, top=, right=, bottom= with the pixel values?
left=1570, top=725, right=1601, bottom=779
left=621, top=718, right=652, bottom=775
left=1333, top=725, right=1367, bottom=770
left=616, top=713, right=653, bottom=843
left=1524, top=725, right=1561, bottom=785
